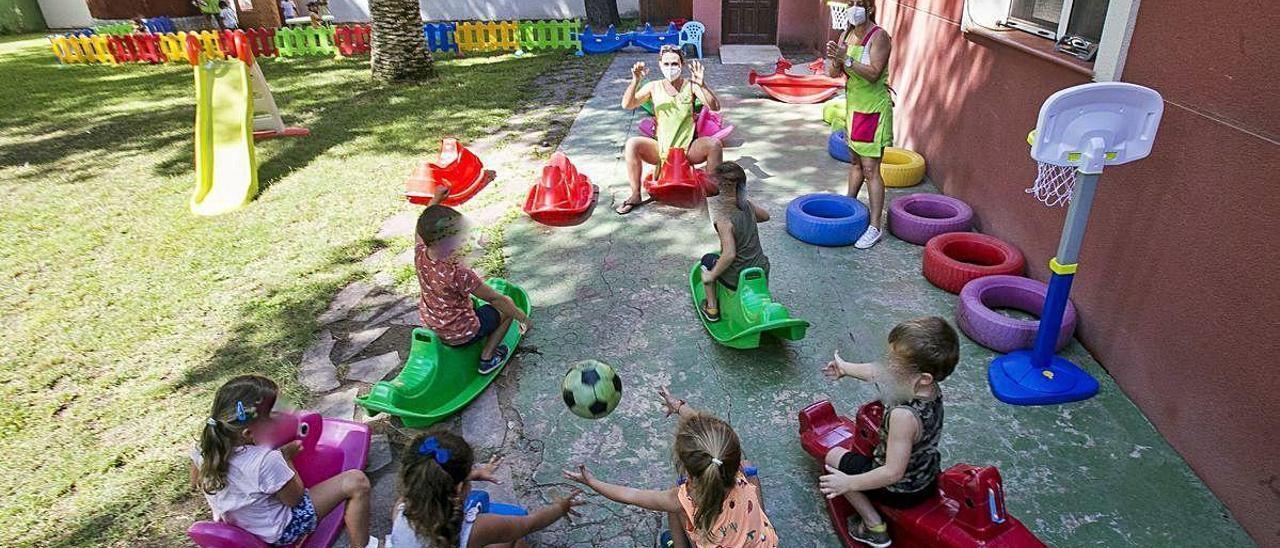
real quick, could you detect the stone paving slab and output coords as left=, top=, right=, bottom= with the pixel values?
left=299, top=329, right=339, bottom=393
left=344, top=351, right=402, bottom=384
left=493, top=53, right=1253, bottom=547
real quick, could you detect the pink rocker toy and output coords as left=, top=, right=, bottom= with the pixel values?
left=523, top=152, right=597, bottom=227
left=798, top=400, right=1044, bottom=548
left=188, top=411, right=371, bottom=548
left=638, top=108, right=736, bottom=143
left=404, top=138, right=494, bottom=207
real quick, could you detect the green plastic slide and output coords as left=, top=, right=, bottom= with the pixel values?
left=355, top=279, right=530, bottom=428
left=190, top=54, right=257, bottom=216
left=689, top=263, right=809, bottom=349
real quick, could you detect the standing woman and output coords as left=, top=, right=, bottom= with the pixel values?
left=826, top=0, right=893, bottom=249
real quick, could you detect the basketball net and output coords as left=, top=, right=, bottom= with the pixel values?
left=828, top=1, right=850, bottom=30
left=1027, top=162, right=1077, bottom=207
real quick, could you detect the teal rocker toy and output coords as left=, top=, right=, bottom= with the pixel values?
left=355, top=279, right=530, bottom=428
left=688, top=262, right=809, bottom=349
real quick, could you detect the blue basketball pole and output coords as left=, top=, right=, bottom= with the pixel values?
left=988, top=168, right=1102, bottom=406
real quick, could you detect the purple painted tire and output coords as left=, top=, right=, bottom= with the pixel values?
left=888, top=194, right=974, bottom=245
left=956, top=275, right=1077, bottom=353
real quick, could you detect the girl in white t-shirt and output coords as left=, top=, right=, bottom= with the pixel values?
left=190, top=375, right=372, bottom=547
left=388, top=430, right=582, bottom=547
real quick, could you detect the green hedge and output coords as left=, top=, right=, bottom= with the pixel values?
left=0, top=0, right=46, bottom=35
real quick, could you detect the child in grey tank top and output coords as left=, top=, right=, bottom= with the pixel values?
left=698, top=161, right=771, bottom=322
left=816, top=317, right=960, bottom=547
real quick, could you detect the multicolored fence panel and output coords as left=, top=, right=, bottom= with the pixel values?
left=423, top=22, right=458, bottom=53
left=106, top=34, right=166, bottom=64
left=336, top=24, right=371, bottom=56
left=517, top=19, right=583, bottom=55
left=93, top=22, right=135, bottom=36
left=275, top=26, right=339, bottom=57
left=455, top=21, right=520, bottom=53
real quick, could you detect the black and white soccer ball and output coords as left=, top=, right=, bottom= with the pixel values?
left=561, top=360, right=623, bottom=419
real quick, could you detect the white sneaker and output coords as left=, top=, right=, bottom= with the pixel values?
left=854, top=225, right=883, bottom=249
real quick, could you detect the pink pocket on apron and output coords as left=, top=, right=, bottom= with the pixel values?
left=848, top=112, right=881, bottom=143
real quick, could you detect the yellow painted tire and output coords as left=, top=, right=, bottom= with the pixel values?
left=880, top=147, right=926, bottom=188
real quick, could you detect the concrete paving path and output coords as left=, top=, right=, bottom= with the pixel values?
left=491, top=53, right=1253, bottom=546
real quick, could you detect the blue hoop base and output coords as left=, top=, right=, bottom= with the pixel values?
left=988, top=350, right=1099, bottom=405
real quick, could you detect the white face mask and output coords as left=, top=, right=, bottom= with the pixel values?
left=661, top=65, right=682, bottom=81
left=850, top=6, right=868, bottom=26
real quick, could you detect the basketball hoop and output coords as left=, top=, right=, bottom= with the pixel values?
left=1026, top=131, right=1077, bottom=207
left=828, top=1, right=850, bottom=30
left=991, top=82, right=1165, bottom=407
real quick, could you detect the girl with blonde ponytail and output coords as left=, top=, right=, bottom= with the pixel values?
left=389, top=429, right=583, bottom=547
left=563, top=386, right=777, bottom=547
left=190, top=375, right=372, bottom=547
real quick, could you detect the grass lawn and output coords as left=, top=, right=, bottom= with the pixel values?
left=0, top=35, right=608, bottom=546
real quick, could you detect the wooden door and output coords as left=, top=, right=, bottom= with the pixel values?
left=722, top=0, right=778, bottom=44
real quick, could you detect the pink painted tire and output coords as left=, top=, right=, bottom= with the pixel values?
left=956, top=275, right=1077, bottom=353
left=888, top=194, right=974, bottom=245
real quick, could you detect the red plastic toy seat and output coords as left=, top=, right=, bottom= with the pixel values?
left=523, top=152, right=597, bottom=227
left=405, top=138, right=490, bottom=207
left=642, top=148, right=716, bottom=209
left=798, top=401, right=1045, bottom=548
left=747, top=58, right=847, bottom=104
left=188, top=412, right=371, bottom=548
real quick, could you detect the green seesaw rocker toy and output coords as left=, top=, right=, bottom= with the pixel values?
left=688, top=262, right=809, bottom=349
left=355, top=279, right=530, bottom=427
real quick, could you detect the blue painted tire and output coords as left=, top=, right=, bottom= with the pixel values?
left=786, top=194, right=869, bottom=247
left=827, top=130, right=852, bottom=163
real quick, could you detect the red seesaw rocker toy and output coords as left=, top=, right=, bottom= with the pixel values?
left=643, top=148, right=717, bottom=209
left=405, top=138, right=494, bottom=207
left=798, top=400, right=1044, bottom=548
left=523, top=151, right=597, bottom=227
left=747, top=58, right=847, bottom=104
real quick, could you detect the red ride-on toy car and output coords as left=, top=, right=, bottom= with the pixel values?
left=523, top=152, right=598, bottom=227
left=405, top=138, right=493, bottom=207
left=798, top=400, right=1045, bottom=548
left=643, top=148, right=717, bottom=209
left=747, top=58, right=847, bottom=104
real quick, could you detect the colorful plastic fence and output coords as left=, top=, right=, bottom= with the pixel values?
left=423, top=22, right=458, bottom=53
left=276, top=25, right=340, bottom=57
left=336, top=24, right=371, bottom=55
left=455, top=21, right=520, bottom=53
left=93, top=22, right=136, bottom=36
left=517, top=19, right=582, bottom=55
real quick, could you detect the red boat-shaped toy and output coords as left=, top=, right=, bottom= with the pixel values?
left=748, top=58, right=846, bottom=104
left=643, top=148, right=717, bottom=209
left=523, top=152, right=597, bottom=227
left=798, top=400, right=1045, bottom=548
left=405, top=138, right=492, bottom=207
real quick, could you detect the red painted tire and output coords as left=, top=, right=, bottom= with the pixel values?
left=922, top=233, right=1025, bottom=294
left=888, top=194, right=974, bottom=245
left=956, top=275, right=1077, bottom=353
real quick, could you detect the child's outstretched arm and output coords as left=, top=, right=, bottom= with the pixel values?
left=747, top=199, right=770, bottom=222
left=817, top=408, right=917, bottom=498
left=657, top=386, right=699, bottom=420
left=821, top=350, right=878, bottom=382
left=472, top=490, right=583, bottom=544
left=473, top=283, right=532, bottom=333
left=562, top=465, right=683, bottom=513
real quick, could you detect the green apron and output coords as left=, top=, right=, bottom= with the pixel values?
left=651, top=80, right=696, bottom=168
left=844, top=26, right=894, bottom=158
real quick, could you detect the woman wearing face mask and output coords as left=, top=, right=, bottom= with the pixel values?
left=826, top=0, right=893, bottom=250
left=616, top=45, right=723, bottom=215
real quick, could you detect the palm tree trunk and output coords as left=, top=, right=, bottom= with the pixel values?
left=370, top=0, right=433, bottom=82
left=584, top=0, right=621, bottom=29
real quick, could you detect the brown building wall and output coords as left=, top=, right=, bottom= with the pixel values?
left=879, top=0, right=1280, bottom=544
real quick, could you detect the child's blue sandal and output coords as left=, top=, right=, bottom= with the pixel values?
left=478, top=344, right=509, bottom=375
